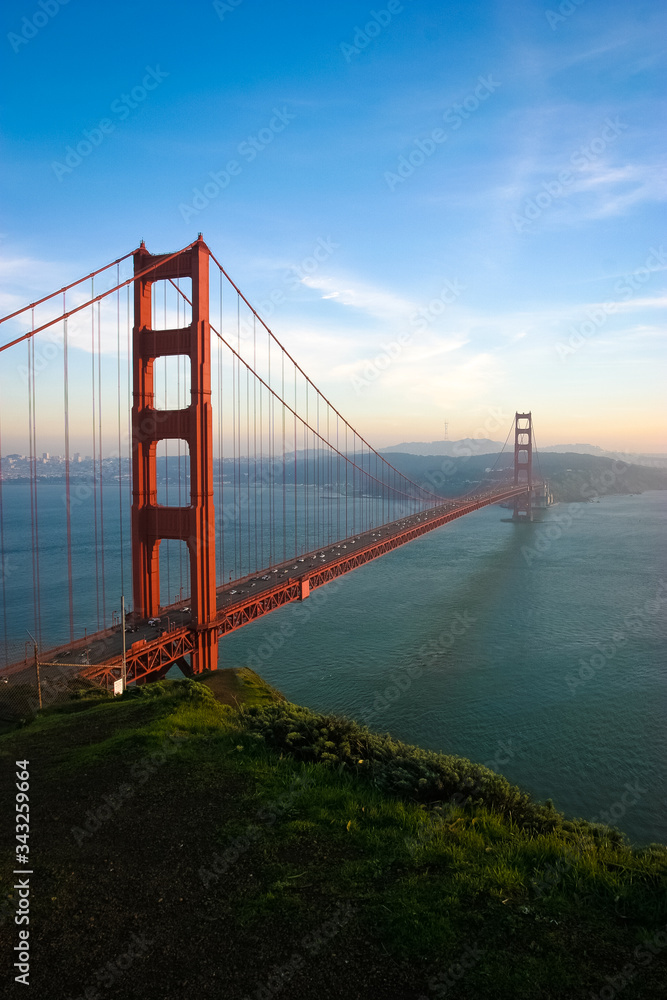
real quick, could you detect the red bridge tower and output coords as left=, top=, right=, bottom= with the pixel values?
left=513, top=411, right=533, bottom=522
left=131, top=237, right=218, bottom=674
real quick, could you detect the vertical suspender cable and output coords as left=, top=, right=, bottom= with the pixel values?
left=254, top=316, right=258, bottom=572
left=294, top=365, right=297, bottom=555
left=232, top=299, right=237, bottom=578
left=247, top=349, right=251, bottom=576
left=163, top=280, right=170, bottom=605
left=315, top=394, right=319, bottom=549
left=63, top=297, right=74, bottom=642
left=27, top=338, right=36, bottom=640
left=259, top=368, right=264, bottom=572
left=282, top=352, right=286, bottom=563
left=336, top=414, right=340, bottom=542
left=0, top=405, right=8, bottom=665
left=116, top=270, right=125, bottom=612
left=237, top=295, right=241, bottom=576
left=305, top=378, right=308, bottom=551
left=90, top=279, right=100, bottom=629
left=97, top=299, right=106, bottom=626
left=268, top=328, right=273, bottom=566
left=176, top=278, right=183, bottom=598
left=223, top=271, right=225, bottom=584
left=126, top=283, right=132, bottom=555
left=353, top=432, right=356, bottom=537
left=344, top=423, right=348, bottom=539
left=28, top=330, right=42, bottom=645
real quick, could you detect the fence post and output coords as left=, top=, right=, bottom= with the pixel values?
left=34, top=644, right=42, bottom=710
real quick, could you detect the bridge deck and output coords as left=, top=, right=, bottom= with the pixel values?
left=4, top=486, right=529, bottom=686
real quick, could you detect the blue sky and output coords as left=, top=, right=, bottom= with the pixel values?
left=1, top=0, right=665, bottom=452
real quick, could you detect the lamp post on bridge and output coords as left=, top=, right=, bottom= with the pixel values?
left=121, top=595, right=127, bottom=693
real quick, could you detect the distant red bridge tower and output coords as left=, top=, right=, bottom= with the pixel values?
left=131, top=236, right=218, bottom=674
left=513, top=412, right=533, bottom=522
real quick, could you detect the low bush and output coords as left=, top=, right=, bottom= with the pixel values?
left=240, top=702, right=625, bottom=842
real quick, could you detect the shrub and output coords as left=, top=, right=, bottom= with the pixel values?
left=239, top=702, right=620, bottom=840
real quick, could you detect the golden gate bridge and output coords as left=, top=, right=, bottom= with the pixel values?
left=0, top=236, right=537, bottom=689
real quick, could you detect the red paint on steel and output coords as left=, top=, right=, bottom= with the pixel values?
left=72, top=485, right=528, bottom=687
left=513, top=412, right=533, bottom=521
left=0, top=247, right=138, bottom=328
left=130, top=237, right=218, bottom=674
left=0, top=242, right=199, bottom=354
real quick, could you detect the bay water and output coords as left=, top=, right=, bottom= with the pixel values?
left=1, top=485, right=664, bottom=844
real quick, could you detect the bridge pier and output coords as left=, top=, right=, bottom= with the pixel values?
left=191, top=627, right=219, bottom=676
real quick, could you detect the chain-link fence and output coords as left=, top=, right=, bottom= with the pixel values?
left=0, top=658, right=106, bottom=731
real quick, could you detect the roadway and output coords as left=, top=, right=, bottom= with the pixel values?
left=2, top=485, right=527, bottom=686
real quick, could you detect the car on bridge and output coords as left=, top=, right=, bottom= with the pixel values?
left=148, top=617, right=161, bottom=627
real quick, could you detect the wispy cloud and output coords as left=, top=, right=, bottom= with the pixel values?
left=299, top=274, right=413, bottom=321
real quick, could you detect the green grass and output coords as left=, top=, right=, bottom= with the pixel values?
left=1, top=672, right=665, bottom=1000
left=199, top=665, right=286, bottom=708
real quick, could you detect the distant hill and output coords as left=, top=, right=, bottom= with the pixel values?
left=381, top=438, right=504, bottom=457
left=382, top=450, right=667, bottom=503
left=380, top=439, right=667, bottom=468
left=539, top=444, right=667, bottom=468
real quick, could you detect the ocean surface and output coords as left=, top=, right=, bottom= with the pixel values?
left=1, top=485, right=665, bottom=845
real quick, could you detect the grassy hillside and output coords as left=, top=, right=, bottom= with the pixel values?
left=1, top=672, right=665, bottom=999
